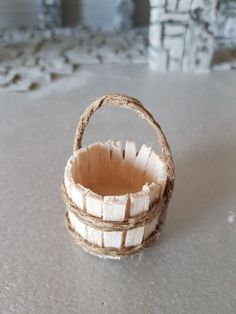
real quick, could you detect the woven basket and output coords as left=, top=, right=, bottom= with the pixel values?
left=62, top=94, right=175, bottom=259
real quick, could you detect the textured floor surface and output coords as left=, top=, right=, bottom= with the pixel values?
left=0, top=28, right=148, bottom=92
left=0, top=64, right=235, bottom=314
left=0, top=28, right=235, bottom=92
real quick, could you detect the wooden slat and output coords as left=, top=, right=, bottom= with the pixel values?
left=68, top=210, right=87, bottom=239
left=103, top=231, right=123, bottom=248
left=99, top=142, right=112, bottom=185
left=87, top=143, right=101, bottom=184
left=134, top=144, right=152, bottom=186
left=109, top=141, right=123, bottom=186
left=142, top=183, right=161, bottom=206
left=144, top=216, right=159, bottom=240
left=123, top=141, right=137, bottom=186
left=64, top=156, right=74, bottom=199
left=87, top=226, right=102, bottom=246
left=103, top=194, right=128, bottom=221
left=130, top=191, right=149, bottom=216
left=125, top=226, right=145, bottom=247
left=86, top=191, right=103, bottom=217
left=71, top=184, right=88, bottom=210
left=76, top=148, right=89, bottom=187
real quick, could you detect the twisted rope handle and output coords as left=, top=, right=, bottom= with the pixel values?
left=73, top=93, right=175, bottom=199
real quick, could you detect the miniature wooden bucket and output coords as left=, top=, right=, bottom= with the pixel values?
left=62, top=93, right=175, bottom=258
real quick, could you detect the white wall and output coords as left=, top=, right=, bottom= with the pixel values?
left=66, top=0, right=150, bottom=29
left=0, top=0, right=150, bottom=30
left=0, top=0, right=117, bottom=30
left=0, top=0, right=41, bottom=29
left=77, top=0, right=117, bottom=30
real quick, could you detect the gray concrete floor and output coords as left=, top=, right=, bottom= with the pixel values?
left=0, top=64, right=235, bottom=314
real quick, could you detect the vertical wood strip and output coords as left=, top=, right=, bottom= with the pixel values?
left=121, top=194, right=131, bottom=247
left=121, top=230, right=127, bottom=248
left=102, top=232, right=104, bottom=248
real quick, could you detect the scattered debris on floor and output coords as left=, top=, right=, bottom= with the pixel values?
left=228, top=211, right=235, bottom=223
left=0, top=27, right=148, bottom=92
left=0, top=25, right=235, bottom=92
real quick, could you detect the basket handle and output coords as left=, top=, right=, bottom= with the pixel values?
left=73, top=93, right=175, bottom=194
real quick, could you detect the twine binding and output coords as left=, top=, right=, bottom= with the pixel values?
left=61, top=181, right=167, bottom=232
left=65, top=212, right=161, bottom=257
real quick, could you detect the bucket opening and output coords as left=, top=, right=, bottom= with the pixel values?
left=72, top=141, right=166, bottom=197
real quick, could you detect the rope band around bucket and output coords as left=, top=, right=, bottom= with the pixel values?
left=61, top=181, right=168, bottom=232
left=65, top=211, right=161, bottom=257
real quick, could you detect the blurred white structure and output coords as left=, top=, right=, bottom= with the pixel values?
left=149, top=0, right=236, bottom=72
left=0, top=0, right=235, bottom=73
left=39, top=0, right=62, bottom=29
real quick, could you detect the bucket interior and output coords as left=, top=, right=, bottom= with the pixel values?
left=72, top=141, right=166, bottom=196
